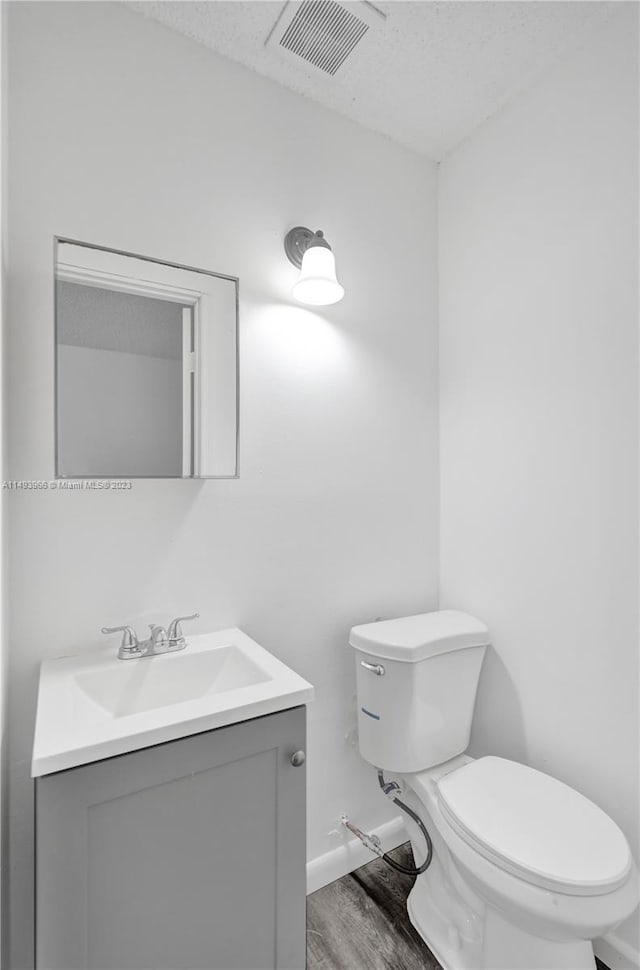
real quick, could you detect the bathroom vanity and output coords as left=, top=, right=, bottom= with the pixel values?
left=32, top=629, right=313, bottom=970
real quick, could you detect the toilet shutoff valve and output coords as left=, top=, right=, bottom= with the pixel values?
left=341, top=816, right=384, bottom=859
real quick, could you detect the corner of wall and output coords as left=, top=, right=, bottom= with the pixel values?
left=1, top=2, right=10, bottom=965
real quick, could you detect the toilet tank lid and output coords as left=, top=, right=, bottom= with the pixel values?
left=349, top=610, right=489, bottom=662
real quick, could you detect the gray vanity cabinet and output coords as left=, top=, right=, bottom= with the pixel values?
left=36, top=706, right=307, bottom=970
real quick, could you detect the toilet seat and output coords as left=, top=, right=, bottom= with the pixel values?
left=436, top=756, right=632, bottom=897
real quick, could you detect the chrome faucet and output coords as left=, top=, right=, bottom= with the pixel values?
left=102, top=613, right=200, bottom=660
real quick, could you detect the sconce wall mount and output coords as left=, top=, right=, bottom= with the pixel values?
left=284, top=226, right=329, bottom=268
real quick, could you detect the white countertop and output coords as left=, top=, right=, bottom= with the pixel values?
left=32, top=628, right=314, bottom=776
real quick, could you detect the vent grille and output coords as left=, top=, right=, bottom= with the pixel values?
left=279, top=0, right=370, bottom=76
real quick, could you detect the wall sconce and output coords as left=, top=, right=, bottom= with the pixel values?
left=284, top=227, right=344, bottom=306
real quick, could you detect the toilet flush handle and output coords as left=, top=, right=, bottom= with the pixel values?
left=360, top=660, right=385, bottom=676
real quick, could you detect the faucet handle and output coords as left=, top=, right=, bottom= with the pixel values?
left=167, top=613, right=200, bottom=643
left=102, top=625, right=139, bottom=648
left=102, top=625, right=142, bottom=658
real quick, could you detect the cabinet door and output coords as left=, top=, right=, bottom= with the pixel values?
left=36, top=706, right=306, bottom=970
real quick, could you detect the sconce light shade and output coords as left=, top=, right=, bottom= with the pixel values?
left=284, top=227, right=344, bottom=306
left=293, top=245, right=344, bottom=306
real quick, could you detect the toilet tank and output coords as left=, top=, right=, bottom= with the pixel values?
left=350, top=611, right=489, bottom=773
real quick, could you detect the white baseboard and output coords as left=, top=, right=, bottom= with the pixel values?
left=306, top=815, right=407, bottom=895
left=594, top=932, right=640, bottom=970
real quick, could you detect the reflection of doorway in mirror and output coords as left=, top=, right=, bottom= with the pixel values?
left=55, top=241, right=238, bottom=479
left=57, top=283, right=186, bottom=478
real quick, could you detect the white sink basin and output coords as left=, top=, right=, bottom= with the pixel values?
left=74, top=645, right=270, bottom=718
left=32, top=628, right=314, bottom=776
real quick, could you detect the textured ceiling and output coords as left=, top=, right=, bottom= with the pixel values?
left=57, top=282, right=183, bottom=359
left=124, top=1, right=616, bottom=160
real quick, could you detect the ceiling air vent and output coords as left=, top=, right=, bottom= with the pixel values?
left=266, top=1, right=385, bottom=77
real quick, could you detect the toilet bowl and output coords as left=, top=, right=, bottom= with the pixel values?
left=349, top=611, right=639, bottom=970
left=401, top=755, right=637, bottom=970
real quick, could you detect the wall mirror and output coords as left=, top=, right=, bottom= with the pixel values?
left=55, top=240, right=238, bottom=478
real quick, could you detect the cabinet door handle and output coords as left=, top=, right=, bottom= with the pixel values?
left=290, top=750, right=306, bottom=767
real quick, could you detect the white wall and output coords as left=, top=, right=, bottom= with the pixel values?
left=6, top=3, right=439, bottom=966
left=0, top=2, right=8, bottom=963
left=439, top=7, right=639, bottom=965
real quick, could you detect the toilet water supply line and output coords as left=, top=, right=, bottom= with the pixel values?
left=341, top=770, right=433, bottom=877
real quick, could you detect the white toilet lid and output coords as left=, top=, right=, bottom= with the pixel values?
left=437, top=757, right=632, bottom=896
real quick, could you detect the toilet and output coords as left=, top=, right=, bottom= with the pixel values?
left=349, top=610, right=638, bottom=970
